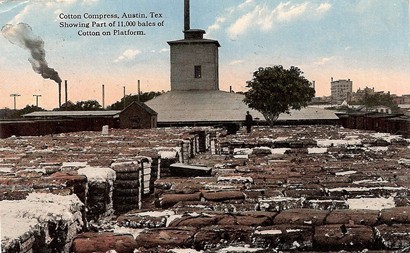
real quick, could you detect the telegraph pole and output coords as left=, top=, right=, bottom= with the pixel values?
left=33, top=94, right=41, bottom=107
left=10, top=94, right=20, bottom=110
left=102, top=84, right=105, bottom=109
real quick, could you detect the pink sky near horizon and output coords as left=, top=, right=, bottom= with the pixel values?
left=1, top=62, right=409, bottom=110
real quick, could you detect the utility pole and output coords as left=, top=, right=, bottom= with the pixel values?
left=102, top=84, right=105, bottom=109
left=10, top=94, right=20, bottom=110
left=33, top=94, right=41, bottom=107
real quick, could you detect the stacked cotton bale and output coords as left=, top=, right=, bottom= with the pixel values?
left=136, top=156, right=152, bottom=196
left=1, top=193, right=84, bottom=253
left=60, top=161, right=88, bottom=172
left=0, top=171, right=88, bottom=204
left=46, top=172, right=88, bottom=205
left=71, top=232, right=138, bottom=253
left=148, top=154, right=160, bottom=194
left=210, top=135, right=219, bottom=155
left=39, top=162, right=62, bottom=175
left=77, top=166, right=116, bottom=223
left=189, top=130, right=207, bottom=152
left=181, top=139, right=192, bottom=162
left=0, top=176, right=33, bottom=201
left=155, top=147, right=181, bottom=177
left=117, top=209, right=177, bottom=229
left=111, top=160, right=141, bottom=214
left=133, top=149, right=162, bottom=194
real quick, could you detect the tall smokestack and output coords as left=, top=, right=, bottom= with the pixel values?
left=123, top=86, right=126, bottom=109
left=1, top=23, right=61, bottom=84
left=64, top=80, right=68, bottom=108
left=138, top=80, right=141, bottom=102
left=184, top=0, right=190, bottom=31
left=58, top=81, right=62, bottom=108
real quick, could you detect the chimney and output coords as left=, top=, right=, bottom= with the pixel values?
left=331, top=77, right=334, bottom=82
left=138, top=80, right=141, bottom=102
left=64, top=80, right=68, bottom=109
left=184, top=0, right=190, bottom=31
left=58, top=81, right=61, bottom=108
left=229, top=86, right=232, bottom=93
left=312, top=80, right=316, bottom=89
left=123, top=86, right=126, bottom=109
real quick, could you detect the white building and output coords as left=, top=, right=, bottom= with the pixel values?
left=331, top=78, right=352, bottom=104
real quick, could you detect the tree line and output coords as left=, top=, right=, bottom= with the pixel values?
left=1, top=91, right=164, bottom=119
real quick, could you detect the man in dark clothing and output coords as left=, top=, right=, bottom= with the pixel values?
left=245, top=111, right=253, bottom=133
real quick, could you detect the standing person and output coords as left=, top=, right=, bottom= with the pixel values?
left=245, top=111, right=253, bottom=133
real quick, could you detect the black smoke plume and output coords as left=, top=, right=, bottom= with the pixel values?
left=1, top=23, right=62, bottom=84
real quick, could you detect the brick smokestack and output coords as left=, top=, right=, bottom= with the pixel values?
left=58, top=81, right=62, bottom=108
left=184, top=0, right=190, bottom=31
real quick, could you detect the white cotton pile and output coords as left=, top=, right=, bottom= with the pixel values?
left=1, top=192, right=84, bottom=252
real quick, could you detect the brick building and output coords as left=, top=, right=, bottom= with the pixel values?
left=119, top=102, right=157, bottom=129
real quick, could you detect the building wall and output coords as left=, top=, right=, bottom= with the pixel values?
left=331, top=79, right=352, bottom=104
left=339, top=113, right=410, bottom=138
left=0, top=118, right=118, bottom=139
left=170, top=42, right=219, bottom=91
left=119, top=103, right=157, bottom=129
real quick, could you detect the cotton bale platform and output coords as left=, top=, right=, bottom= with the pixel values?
left=169, top=163, right=212, bottom=177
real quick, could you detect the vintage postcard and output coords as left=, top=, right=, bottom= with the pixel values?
left=1, top=0, right=408, bottom=111
left=1, top=1, right=410, bottom=253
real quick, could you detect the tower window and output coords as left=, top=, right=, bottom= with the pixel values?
left=194, top=65, right=201, bottom=78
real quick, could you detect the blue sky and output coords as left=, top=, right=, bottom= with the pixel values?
left=0, top=0, right=409, bottom=109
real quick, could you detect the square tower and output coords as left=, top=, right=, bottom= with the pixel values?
left=167, top=0, right=220, bottom=91
left=168, top=29, right=220, bottom=91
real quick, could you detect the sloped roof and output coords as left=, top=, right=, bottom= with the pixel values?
left=23, top=110, right=121, bottom=118
left=122, top=101, right=157, bottom=116
left=145, top=90, right=339, bottom=123
left=167, top=38, right=220, bottom=47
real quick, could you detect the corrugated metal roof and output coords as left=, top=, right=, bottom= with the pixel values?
left=23, top=110, right=121, bottom=118
left=145, top=90, right=339, bottom=123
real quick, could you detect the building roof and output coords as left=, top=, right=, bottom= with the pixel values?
left=23, top=110, right=121, bottom=118
left=122, top=101, right=157, bottom=116
left=167, top=38, right=221, bottom=47
left=145, top=90, right=339, bottom=124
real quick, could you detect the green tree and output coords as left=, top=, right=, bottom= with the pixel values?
left=107, top=91, right=164, bottom=110
left=244, top=65, right=315, bottom=126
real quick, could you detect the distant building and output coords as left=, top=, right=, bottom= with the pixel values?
left=331, top=78, right=352, bottom=104
left=368, top=105, right=393, bottom=114
left=0, top=102, right=158, bottom=138
left=119, top=102, right=157, bottom=129
left=392, top=94, right=410, bottom=104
